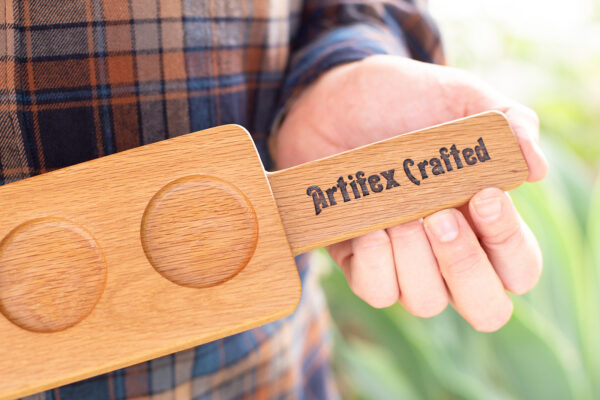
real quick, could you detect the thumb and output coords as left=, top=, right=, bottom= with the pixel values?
left=501, top=105, right=548, bottom=182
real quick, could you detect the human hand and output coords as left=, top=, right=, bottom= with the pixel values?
left=272, top=55, right=548, bottom=331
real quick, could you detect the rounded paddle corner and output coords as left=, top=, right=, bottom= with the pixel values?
left=449, top=110, right=512, bottom=128
left=455, top=110, right=530, bottom=186
left=200, top=124, right=269, bottom=171
left=270, top=282, right=303, bottom=324
left=476, top=109, right=510, bottom=123
left=483, top=111, right=531, bottom=184
left=219, top=123, right=253, bottom=137
left=214, top=124, right=256, bottom=146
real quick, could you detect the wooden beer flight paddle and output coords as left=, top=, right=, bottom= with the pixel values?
left=0, top=111, right=528, bottom=399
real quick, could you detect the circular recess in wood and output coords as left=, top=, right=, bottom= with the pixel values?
left=141, top=175, right=258, bottom=288
left=0, top=218, right=107, bottom=333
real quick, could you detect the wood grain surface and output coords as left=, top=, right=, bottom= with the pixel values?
left=0, top=112, right=528, bottom=399
left=140, top=175, right=259, bottom=288
left=0, top=125, right=300, bottom=399
left=0, top=218, right=107, bottom=333
left=268, top=112, right=529, bottom=255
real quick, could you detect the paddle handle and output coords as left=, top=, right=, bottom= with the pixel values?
left=268, top=112, right=529, bottom=255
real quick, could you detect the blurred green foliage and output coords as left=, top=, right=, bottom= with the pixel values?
left=318, top=8, right=600, bottom=399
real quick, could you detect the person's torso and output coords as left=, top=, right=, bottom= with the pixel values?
left=0, top=0, right=303, bottom=184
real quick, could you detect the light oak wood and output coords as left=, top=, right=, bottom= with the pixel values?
left=140, top=175, right=259, bottom=288
left=268, top=111, right=528, bottom=255
left=0, top=125, right=300, bottom=400
left=0, top=218, right=106, bottom=333
left=0, top=111, right=527, bottom=399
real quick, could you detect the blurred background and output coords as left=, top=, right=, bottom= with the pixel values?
left=315, top=0, right=600, bottom=398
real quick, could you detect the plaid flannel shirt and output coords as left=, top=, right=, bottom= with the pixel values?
left=0, top=0, right=443, bottom=398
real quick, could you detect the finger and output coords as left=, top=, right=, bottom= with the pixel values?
left=387, top=220, right=448, bottom=317
left=326, top=240, right=352, bottom=275
left=347, top=230, right=399, bottom=308
left=468, top=188, right=543, bottom=294
left=424, top=209, right=513, bottom=332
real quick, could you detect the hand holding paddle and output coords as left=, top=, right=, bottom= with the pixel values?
left=274, top=55, right=548, bottom=330
left=0, top=56, right=547, bottom=398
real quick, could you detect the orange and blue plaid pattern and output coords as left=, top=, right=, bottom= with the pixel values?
left=0, top=0, right=443, bottom=398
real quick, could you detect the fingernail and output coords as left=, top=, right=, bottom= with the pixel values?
left=473, top=189, right=502, bottom=221
left=425, top=210, right=459, bottom=242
